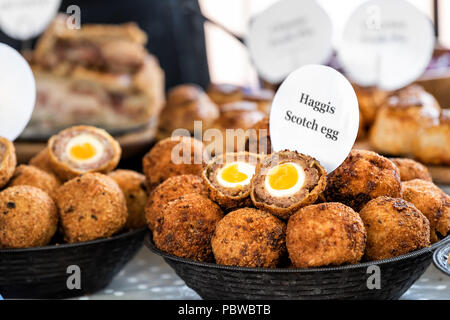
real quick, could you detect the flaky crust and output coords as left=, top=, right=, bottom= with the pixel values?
left=142, top=136, right=208, bottom=189
left=250, top=151, right=327, bottom=220
left=369, top=85, right=440, bottom=156
left=202, top=152, right=261, bottom=211
left=207, top=83, right=244, bottom=105
left=391, top=158, right=432, bottom=182
left=48, top=125, right=121, bottom=181
left=359, top=197, right=430, bottom=261
left=158, top=84, right=219, bottom=134
left=0, top=186, right=58, bottom=248
left=0, top=137, right=16, bottom=189
left=146, top=174, right=208, bottom=230
left=413, top=110, right=450, bottom=165
left=153, top=194, right=223, bottom=262
left=211, top=208, right=286, bottom=268
left=8, top=165, right=61, bottom=198
left=402, top=179, right=450, bottom=242
left=54, top=173, right=127, bottom=243
left=108, top=170, right=148, bottom=230
left=286, top=203, right=366, bottom=268
left=324, top=149, right=402, bottom=211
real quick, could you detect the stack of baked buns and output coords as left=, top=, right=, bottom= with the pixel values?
left=144, top=136, right=449, bottom=268
left=355, top=84, right=449, bottom=166
left=22, top=15, right=165, bottom=138
left=0, top=126, right=149, bottom=248
left=157, top=83, right=273, bottom=155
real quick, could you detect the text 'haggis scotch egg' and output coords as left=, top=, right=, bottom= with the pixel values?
left=203, top=152, right=262, bottom=210
left=48, top=125, right=121, bottom=181
left=250, top=151, right=327, bottom=220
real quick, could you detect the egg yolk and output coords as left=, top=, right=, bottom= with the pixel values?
left=268, top=163, right=298, bottom=190
left=221, top=163, right=248, bottom=183
left=69, top=142, right=97, bottom=161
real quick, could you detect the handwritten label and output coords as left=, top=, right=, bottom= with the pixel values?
left=269, top=64, right=359, bottom=173
left=337, top=0, right=434, bottom=90
left=246, top=0, right=332, bottom=84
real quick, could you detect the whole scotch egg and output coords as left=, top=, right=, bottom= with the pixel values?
left=202, top=152, right=262, bottom=210
left=250, top=151, right=327, bottom=220
left=48, top=125, right=121, bottom=181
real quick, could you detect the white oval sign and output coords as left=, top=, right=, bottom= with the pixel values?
left=246, top=0, right=333, bottom=84
left=0, top=0, right=61, bottom=40
left=269, top=64, right=359, bottom=173
left=338, top=0, right=434, bottom=90
left=0, top=43, right=36, bottom=141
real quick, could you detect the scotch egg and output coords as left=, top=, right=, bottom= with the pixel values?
left=0, top=137, right=17, bottom=189
left=250, top=151, right=327, bottom=220
left=202, top=152, right=261, bottom=210
left=48, top=125, right=121, bottom=181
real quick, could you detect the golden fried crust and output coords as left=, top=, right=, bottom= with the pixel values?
left=108, top=170, right=148, bottom=230
left=251, top=151, right=327, bottom=220
left=153, top=194, right=223, bottom=262
left=158, top=84, right=219, bottom=134
left=145, top=174, right=208, bottom=230
left=207, top=83, right=244, bottom=105
left=29, top=147, right=55, bottom=174
left=412, top=110, right=450, bottom=165
left=391, top=158, right=432, bottom=182
left=359, top=197, right=430, bottom=261
left=48, top=125, right=121, bottom=181
left=324, top=149, right=402, bottom=211
left=245, top=117, right=272, bottom=155
left=0, top=137, right=16, bottom=189
left=54, top=173, right=127, bottom=243
left=202, top=152, right=261, bottom=211
left=0, top=186, right=58, bottom=248
left=369, top=85, right=440, bottom=156
left=211, top=208, right=286, bottom=268
left=8, top=165, right=61, bottom=198
left=142, top=136, right=208, bottom=189
left=286, top=203, right=366, bottom=268
left=402, top=179, right=450, bottom=242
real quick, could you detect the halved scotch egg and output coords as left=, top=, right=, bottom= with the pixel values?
left=0, top=137, right=17, bottom=188
left=48, top=126, right=121, bottom=181
left=250, top=151, right=327, bottom=220
left=202, top=152, right=262, bottom=210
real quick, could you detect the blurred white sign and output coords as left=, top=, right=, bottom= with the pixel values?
left=0, top=43, right=35, bottom=141
left=0, top=0, right=61, bottom=40
left=338, top=0, right=434, bottom=90
left=269, top=64, right=359, bottom=173
left=246, top=0, right=333, bottom=84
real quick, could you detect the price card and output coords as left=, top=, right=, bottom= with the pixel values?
left=269, top=64, right=359, bottom=173
left=0, top=0, right=61, bottom=40
left=0, top=43, right=36, bottom=141
left=246, top=0, right=333, bottom=84
left=337, top=0, right=434, bottom=90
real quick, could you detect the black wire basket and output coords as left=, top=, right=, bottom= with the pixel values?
left=0, top=228, right=147, bottom=299
left=146, top=234, right=450, bottom=300
left=433, top=241, right=450, bottom=276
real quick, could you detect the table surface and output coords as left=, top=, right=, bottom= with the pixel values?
left=78, top=186, right=450, bottom=300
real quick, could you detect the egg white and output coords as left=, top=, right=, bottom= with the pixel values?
left=65, top=134, right=104, bottom=164
left=216, top=161, right=255, bottom=189
left=264, top=162, right=305, bottom=197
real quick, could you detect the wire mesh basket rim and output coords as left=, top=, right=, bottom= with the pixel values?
left=145, top=234, right=449, bottom=273
left=433, top=241, right=450, bottom=276
left=0, top=227, right=148, bottom=254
